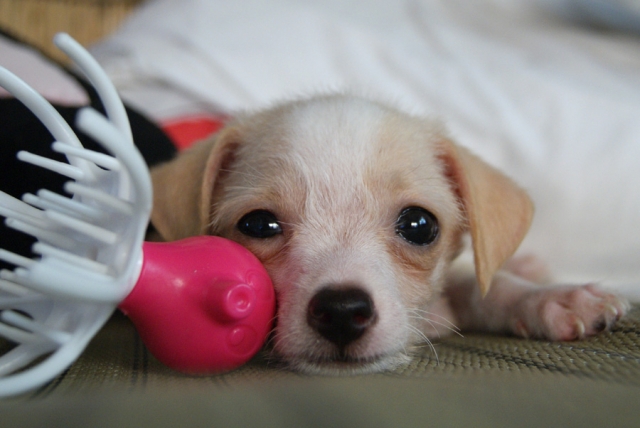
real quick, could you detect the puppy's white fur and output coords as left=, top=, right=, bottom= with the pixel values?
left=151, top=95, right=628, bottom=374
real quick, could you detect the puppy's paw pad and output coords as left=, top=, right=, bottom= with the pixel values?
left=515, top=285, right=628, bottom=341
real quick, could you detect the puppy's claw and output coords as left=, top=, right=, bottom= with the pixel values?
left=514, top=319, right=530, bottom=339
left=605, top=303, right=621, bottom=321
left=574, top=318, right=586, bottom=340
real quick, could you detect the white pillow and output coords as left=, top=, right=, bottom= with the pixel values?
left=91, top=0, right=640, bottom=291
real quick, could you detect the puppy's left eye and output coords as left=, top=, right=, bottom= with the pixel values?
left=395, top=207, right=439, bottom=246
left=237, top=210, right=283, bottom=238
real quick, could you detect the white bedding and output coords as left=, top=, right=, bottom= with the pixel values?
left=90, top=0, right=640, bottom=294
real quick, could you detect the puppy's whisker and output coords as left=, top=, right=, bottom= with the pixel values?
left=407, top=324, right=439, bottom=365
left=410, top=308, right=462, bottom=332
left=408, top=312, right=442, bottom=339
left=269, top=329, right=298, bottom=349
left=264, top=324, right=278, bottom=343
left=262, top=349, right=285, bottom=369
left=264, top=335, right=276, bottom=349
left=399, top=335, right=414, bottom=361
left=408, top=311, right=464, bottom=338
left=258, top=312, right=280, bottom=349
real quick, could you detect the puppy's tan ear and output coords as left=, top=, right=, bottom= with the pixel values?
left=150, top=127, right=240, bottom=241
left=439, top=140, right=534, bottom=295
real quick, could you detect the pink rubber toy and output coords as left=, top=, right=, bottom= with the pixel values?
left=119, top=236, right=275, bottom=374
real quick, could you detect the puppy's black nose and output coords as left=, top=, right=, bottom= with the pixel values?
left=307, top=287, right=376, bottom=348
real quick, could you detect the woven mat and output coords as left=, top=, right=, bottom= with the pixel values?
left=12, top=305, right=635, bottom=398
left=398, top=308, right=640, bottom=384
left=2, top=307, right=639, bottom=427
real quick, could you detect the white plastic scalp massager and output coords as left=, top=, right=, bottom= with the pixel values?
left=0, top=34, right=276, bottom=397
left=0, top=33, right=151, bottom=396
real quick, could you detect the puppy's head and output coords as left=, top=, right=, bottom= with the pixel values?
left=151, top=95, right=533, bottom=373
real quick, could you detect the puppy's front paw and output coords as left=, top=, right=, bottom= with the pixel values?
left=512, top=284, right=629, bottom=341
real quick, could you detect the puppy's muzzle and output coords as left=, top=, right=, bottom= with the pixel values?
left=307, top=287, right=377, bottom=350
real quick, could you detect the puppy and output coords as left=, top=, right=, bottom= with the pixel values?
left=151, top=95, right=628, bottom=374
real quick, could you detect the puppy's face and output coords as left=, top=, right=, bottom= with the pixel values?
left=151, top=95, right=533, bottom=374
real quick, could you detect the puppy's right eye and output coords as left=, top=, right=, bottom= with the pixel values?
left=237, top=210, right=283, bottom=238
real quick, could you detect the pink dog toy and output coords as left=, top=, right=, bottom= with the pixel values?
left=121, top=237, right=274, bottom=374
left=0, top=34, right=275, bottom=396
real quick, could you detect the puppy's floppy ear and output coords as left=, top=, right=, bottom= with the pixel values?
left=439, top=139, right=534, bottom=296
left=150, top=127, right=240, bottom=241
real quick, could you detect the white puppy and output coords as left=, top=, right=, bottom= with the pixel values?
left=151, top=95, right=628, bottom=374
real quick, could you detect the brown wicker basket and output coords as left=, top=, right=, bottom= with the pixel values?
left=0, top=0, right=143, bottom=62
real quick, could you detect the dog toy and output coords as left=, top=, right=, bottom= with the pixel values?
left=0, top=34, right=275, bottom=397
